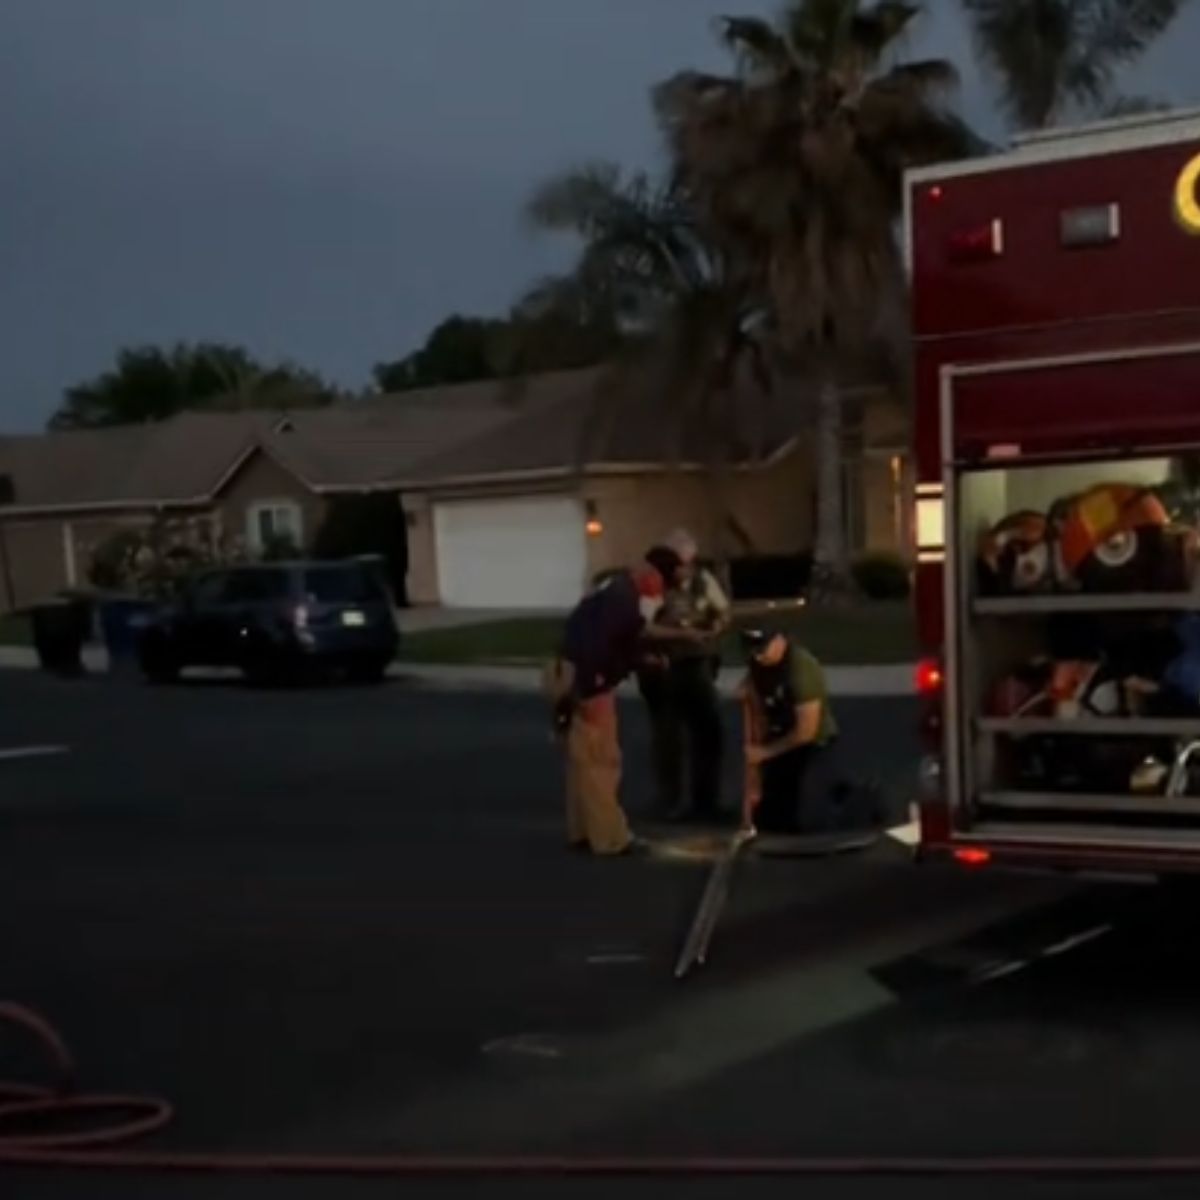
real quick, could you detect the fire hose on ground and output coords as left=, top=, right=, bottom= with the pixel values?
left=6, top=999, right=1200, bottom=1177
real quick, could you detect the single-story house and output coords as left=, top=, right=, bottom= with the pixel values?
left=0, top=368, right=912, bottom=613
left=395, top=368, right=913, bottom=608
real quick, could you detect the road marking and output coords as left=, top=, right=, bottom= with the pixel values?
left=0, top=745, right=69, bottom=762
left=971, top=958, right=1031, bottom=984
left=1040, top=923, right=1113, bottom=959
left=481, top=1034, right=564, bottom=1061
left=586, top=952, right=648, bottom=966
left=971, top=923, right=1114, bottom=985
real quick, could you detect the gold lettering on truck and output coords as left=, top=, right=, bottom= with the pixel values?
left=1174, top=151, right=1200, bottom=234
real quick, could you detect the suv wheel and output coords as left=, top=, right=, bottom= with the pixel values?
left=141, top=651, right=179, bottom=685
left=347, top=658, right=388, bottom=685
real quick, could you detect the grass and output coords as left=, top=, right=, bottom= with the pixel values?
left=397, top=602, right=916, bottom=667
left=0, top=612, right=30, bottom=646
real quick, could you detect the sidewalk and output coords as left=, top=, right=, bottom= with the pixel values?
left=0, top=645, right=914, bottom=697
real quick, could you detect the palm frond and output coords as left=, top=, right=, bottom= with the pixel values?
left=883, top=58, right=961, bottom=97
left=783, top=0, right=857, bottom=67
left=718, top=16, right=794, bottom=77
left=851, top=2, right=924, bottom=63
left=1100, top=94, right=1171, bottom=118
left=960, top=0, right=1073, bottom=128
left=1080, top=0, right=1186, bottom=64
left=962, top=0, right=1185, bottom=129
left=1065, top=0, right=1186, bottom=109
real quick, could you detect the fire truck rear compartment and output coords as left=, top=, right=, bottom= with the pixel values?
left=951, top=446, right=1200, bottom=839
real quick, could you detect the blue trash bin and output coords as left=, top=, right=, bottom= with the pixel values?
left=98, top=597, right=159, bottom=674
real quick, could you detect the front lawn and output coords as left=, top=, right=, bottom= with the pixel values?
left=0, top=613, right=30, bottom=646
left=397, top=602, right=916, bottom=667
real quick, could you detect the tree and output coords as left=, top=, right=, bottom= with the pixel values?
left=961, top=0, right=1186, bottom=130
left=372, top=316, right=506, bottom=392
left=50, top=342, right=336, bottom=431
left=371, top=308, right=623, bottom=394
left=522, top=162, right=774, bottom=561
left=655, top=0, right=976, bottom=594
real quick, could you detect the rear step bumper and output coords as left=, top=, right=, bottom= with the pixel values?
left=919, top=825, right=1200, bottom=879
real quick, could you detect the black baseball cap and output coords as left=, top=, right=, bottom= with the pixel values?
left=740, top=626, right=776, bottom=654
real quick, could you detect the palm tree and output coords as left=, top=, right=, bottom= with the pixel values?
left=522, top=162, right=775, bottom=563
left=655, top=0, right=975, bottom=595
left=961, top=0, right=1186, bottom=130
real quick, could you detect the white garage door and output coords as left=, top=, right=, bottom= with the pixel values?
left=433, top=495, right=586, bottom=609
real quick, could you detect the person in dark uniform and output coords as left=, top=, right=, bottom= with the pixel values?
left=740, top=626, right=841, bottom=834
left=638, top=531, right=731, bottom=821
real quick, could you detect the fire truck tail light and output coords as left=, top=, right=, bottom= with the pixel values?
left=916, top=658, right=944, bottom=696
left=954, top=847, right=993, bottom=868
left=947, top=219, right=1004, bottom=263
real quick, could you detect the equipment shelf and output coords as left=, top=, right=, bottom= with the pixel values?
left=982, top=790, right=1200, bottom=816
left=978, top=716, right=1200, bottom=737
left=974, top=593, right=1200, bottom=616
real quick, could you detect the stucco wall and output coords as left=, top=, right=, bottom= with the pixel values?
left=0, top=518, right=69, bottom=611
left=582, top=448, right=815, bottom=579
left=402, top=494, right=438, bottom=606
left=213, top=450, right=327, bottom=554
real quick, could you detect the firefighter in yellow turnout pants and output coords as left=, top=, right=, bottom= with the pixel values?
left=545, top=549, right=695, bottom=856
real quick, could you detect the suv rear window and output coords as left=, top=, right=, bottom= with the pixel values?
left=303, top=566, right=386, bottom=605
left=223, top=568, right=292, bottom=603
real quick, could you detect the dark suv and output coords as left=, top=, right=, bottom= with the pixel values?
left=137, top=561, right=399, bottom=684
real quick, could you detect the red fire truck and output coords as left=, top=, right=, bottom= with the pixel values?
left=907, top=108, right=1200, bottom=879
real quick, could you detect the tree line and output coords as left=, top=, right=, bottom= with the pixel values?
left=46, top=0, right=1187, bottom=587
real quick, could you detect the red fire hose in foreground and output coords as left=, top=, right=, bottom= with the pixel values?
left=5, top=1000, right=1200, bottom=1178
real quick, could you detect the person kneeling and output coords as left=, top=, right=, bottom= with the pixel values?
left=740, top=627, right=842, bottom=834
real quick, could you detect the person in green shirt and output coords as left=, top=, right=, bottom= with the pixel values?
left=740, top=626, right=843, bottom=833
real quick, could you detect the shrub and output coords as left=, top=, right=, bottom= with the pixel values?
left=852, top=551, right=911, bottom=600
left=85, top=516, right=226, bottom=599
left=727, top=553, right=813, bottom=601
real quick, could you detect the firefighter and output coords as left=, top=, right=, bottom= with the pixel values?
left=739, top=626, right=841, bottom=834
left=638, top=530, right=731, bottom=821
left=545, top=548, right=696, bottom=856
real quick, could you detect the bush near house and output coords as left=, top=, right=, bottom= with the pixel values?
left=851, top=551, right=912, bottom=601
left=0, top=612, right=30, bottom=646
left=86, top=516, right=227, bottom=599
left=727, top=553, right=812, bottom=601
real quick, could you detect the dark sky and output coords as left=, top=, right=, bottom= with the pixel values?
left=2, top=0, right=1198, bottom=430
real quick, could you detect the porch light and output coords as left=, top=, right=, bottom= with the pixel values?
left=585, top=500, right=603, bottom=537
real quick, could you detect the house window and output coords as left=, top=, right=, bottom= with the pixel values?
left=247, top=501, right=303, bottom=556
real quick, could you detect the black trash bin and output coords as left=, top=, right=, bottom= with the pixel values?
left=30, top=598, right=89, bottom=677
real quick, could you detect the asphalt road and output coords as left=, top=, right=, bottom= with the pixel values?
left=3, top=668, right=1200, bottom=1199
